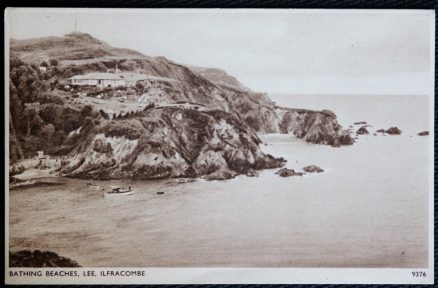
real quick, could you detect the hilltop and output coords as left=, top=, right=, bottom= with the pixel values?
left=10, top=32, right=145, bottom=62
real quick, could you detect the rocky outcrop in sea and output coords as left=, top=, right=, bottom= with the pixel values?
left=275, top=168, right=304, bottom=177
left=303, top=165, right=324, bottom=173
left=376, top=127, right=403, bottom=135
left=356, top=126, right=369, bottom=135
left=385, top=127, right=402, bottom=135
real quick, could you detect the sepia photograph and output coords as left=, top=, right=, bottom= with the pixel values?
left=4, top=8, right=434, bottom=284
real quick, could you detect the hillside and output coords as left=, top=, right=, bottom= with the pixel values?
left=9, top=32, right=353, bottom=173
left=10, top=32, right=281, bottom=133
left=189, top=66, right=250, bottom=91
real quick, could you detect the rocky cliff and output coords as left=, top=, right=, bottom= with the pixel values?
left=276, top=107, right=354, bottom=146
left=60, top=107, right=285, bottom=180
left=9, top=32, right=353, bottom=171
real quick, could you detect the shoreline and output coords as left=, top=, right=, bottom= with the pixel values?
left=11, top=168, right=57, bottom=181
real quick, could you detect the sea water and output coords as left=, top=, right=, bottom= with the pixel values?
left=9, top=94, right=431, bottom=267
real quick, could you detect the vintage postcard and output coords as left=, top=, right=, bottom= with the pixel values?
left=4, top=8, right=434, bottom=284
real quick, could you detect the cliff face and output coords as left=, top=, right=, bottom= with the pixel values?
left=276, top=107, right=354, bottom=146
left=60, top=107, right=285, bottom=180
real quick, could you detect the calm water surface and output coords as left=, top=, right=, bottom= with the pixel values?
left=9, top=94, right=431, bottom=267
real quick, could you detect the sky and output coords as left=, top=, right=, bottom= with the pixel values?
left=6, top=8, right=434, bottom=95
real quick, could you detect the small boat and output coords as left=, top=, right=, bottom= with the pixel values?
left=105, top=186, right=134, bottom=196
left=157, top=191, right=165, bottom=195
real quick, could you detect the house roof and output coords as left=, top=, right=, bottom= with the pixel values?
left=70, top=73, right=125, bottom=80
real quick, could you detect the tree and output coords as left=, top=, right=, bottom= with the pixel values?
left=39, top=123, right=55, bottom=147
left=135, top=82, right=145, bottom=93
left=61, top=107, right=83, bottom=133
left=52, top=130, right=66, bottom=147
left=9, top=81, right=23, bottom=127
left=39, top=104, right=58, bottom=125
left=81, top=105, right=93, bottom=118
left=22, top=136, right=41, bottom=158
left=49, top=59, right=59, bottom=66
left=23, top=103, right=43, bottom=136
left=99, top=109, right=109, bottom=119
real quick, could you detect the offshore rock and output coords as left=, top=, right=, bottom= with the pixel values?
left=418, top=131, right=429, bottom=136
left=275, top=168, right=304, bottom=177
left=356, top=126, right=369, bottom=135
left=303, top=165, right=324, bottom=173
left=385, top=127, right=402, bottom=135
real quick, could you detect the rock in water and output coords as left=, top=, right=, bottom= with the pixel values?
left=418, top=131, right=429, bottom=136
left=385, top=127, right=402, bottom=135
left=354, top=121, right=367, bottom=125
left=9, top=250, right=80, bottom=267
left=376, top=129, right=386, bottom=133
left=356, top=126, right=369, bottom=135
left=303, top=165, right=324, bottom=173
left=275, top=168, right=303, bottom=177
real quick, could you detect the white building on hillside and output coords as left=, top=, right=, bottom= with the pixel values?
left=70, top=72, right=126, bottom=88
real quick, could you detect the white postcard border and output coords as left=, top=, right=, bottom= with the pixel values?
left=4, top=8, right=435, bottom=285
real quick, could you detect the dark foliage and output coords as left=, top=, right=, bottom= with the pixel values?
left=9, top=57, right=98, bottom=162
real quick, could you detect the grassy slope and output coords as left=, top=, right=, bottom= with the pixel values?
left=10, top=33, right=280, bottom=133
